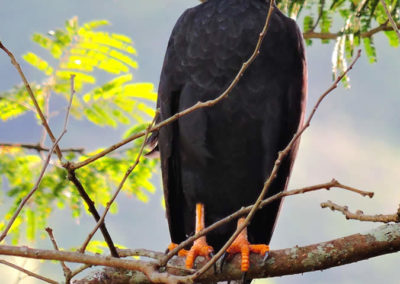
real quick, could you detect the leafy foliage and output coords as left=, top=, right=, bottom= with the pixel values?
left=0, top=18, right=158, bottom=246
left=278, top=0, right=400, bottom=83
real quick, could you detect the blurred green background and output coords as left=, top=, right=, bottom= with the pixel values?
left=0, top=0, right=399, bottom=283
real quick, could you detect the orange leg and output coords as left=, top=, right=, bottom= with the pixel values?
left=183, top=203, right=214, bottom=269
left=226, top=218, right=270, bottom=272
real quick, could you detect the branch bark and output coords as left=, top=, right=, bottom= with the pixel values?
left=1, top=223, right=397, bottom=283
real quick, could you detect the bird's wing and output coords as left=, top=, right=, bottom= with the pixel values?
left=156, top=9, right=195, bottom=243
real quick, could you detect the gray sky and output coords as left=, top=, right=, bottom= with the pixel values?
left=0, top=0, right=400, bottom=283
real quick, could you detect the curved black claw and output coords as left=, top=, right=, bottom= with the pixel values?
left=220, top=252, right=228, bottom=273
left=241, top=272, right=247, bottom=284
left=262, top=250, right=270, bottom=262
left=209, top=252, right=218, bottom=274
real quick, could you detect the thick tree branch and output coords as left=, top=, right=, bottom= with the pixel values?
left=1, top=222, right=399, bottom=283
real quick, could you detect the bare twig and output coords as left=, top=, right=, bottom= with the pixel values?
left=379, top=0, right=400, bottom=40
left=66, top=171, right=119, bottom=258
left=0, top=143, right=84, bottom=154
left=79, top=112, right=159, bottom=254
left=0, top=258, right=58, bottom=284
left=45, top=227, right=71, bottom=278
left=321, top=200, right=399, bottom=223
left=0, top=41, right=63, bottom=160
left=303, top=23, right=400, bottom=40
left=189, top=33, right=363, bottom=284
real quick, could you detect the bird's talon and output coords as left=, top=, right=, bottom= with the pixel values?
left=241, top=271, right=247, bottom=284
left=262, top=251, right=269, bottom=262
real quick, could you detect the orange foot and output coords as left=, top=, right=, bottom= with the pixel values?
left=226, top=218, right=270, bottom=272
left=167, top=203, right=214, bottom=269
left=184, top=236, right=213, bottom=269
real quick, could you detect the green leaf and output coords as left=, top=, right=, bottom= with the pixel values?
left=363, top=37, right=377, bottom=63
left=384, top=31, right=400, bottom=47
left=23, top=52, right=54, bottom=75
left=303, top=15, right=314, bottom=32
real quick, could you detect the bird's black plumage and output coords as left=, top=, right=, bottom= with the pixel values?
left=153, top=0, right=307, bottom=252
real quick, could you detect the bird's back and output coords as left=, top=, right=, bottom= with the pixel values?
left=157, top=0, right=307, bottom=250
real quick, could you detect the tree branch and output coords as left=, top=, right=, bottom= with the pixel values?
left=45, top=227, right=72, bottom=279
left=321, top=200, right=399, bottom=223
left=66, top=170, right=119, bottom=258
left=0, top=143, right=84, bottom=154
left=1, top=222, right=399, bottom=283
left=303, top=23, right=400, bottom=40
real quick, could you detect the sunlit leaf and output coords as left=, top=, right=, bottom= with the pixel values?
left=23, top=52, right=54, bottom=75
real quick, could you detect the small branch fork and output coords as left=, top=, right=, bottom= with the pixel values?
left=321, top=200, right=399, bottom=223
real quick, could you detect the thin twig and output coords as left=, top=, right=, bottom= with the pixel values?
left=0, top=143, right=84, bottom=154
left=189, top=49, right=362, bottom=280
left=0, top=258, right=58, bottom=284
left=67, top=171, right=119, bottom=258
left=45, top=227, right=71, bottom=277
left=303, top=22, right=400, bottom=40
left=68, top=264, right=92, bottom=283
left=321, top=200, right=399, bottom=223
left=0, top=41, right=63, bottom=160
left=79, top=112, right=159, bottom=254
left=379, top=0, right=400, bottom=40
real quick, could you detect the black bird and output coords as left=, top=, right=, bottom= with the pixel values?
left=150, top=0, right=307, bottom=273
